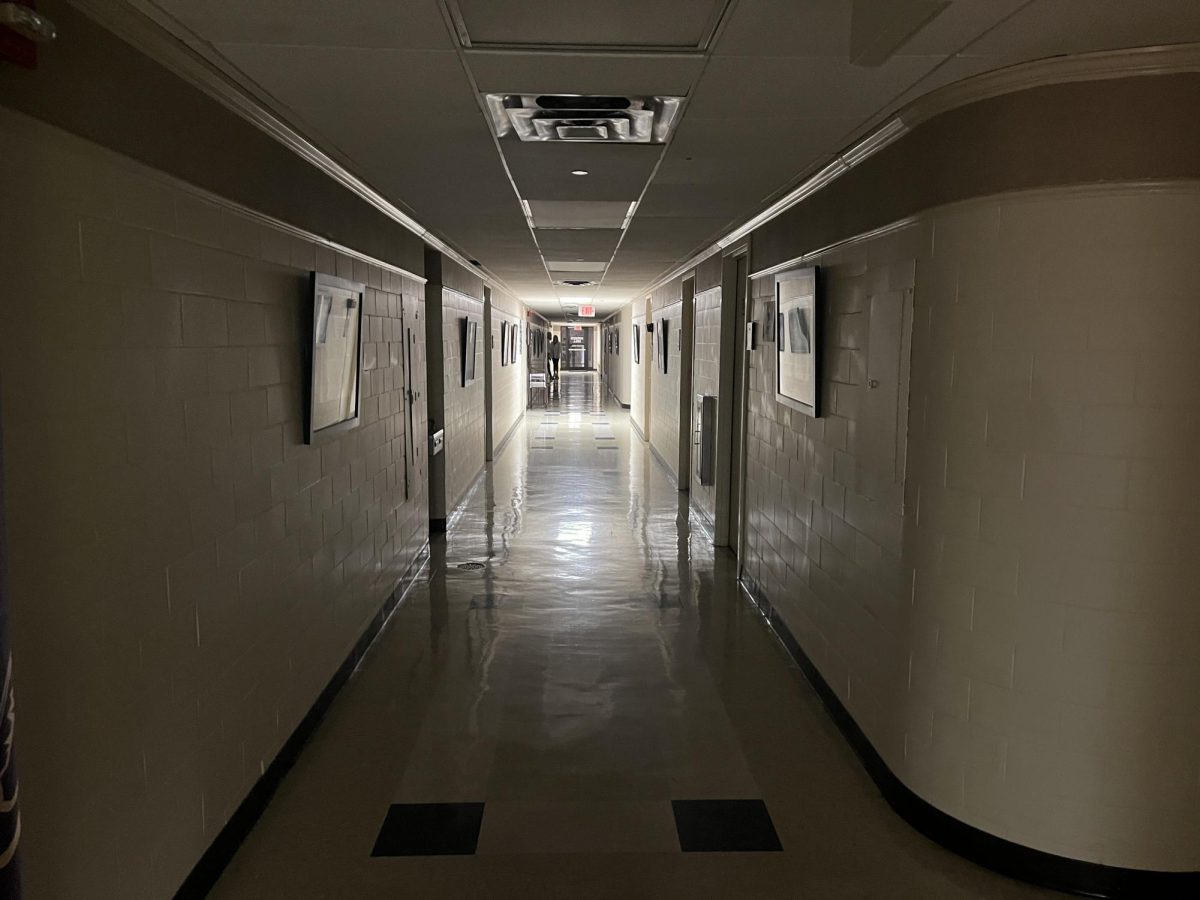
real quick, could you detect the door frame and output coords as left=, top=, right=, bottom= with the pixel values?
left=713, top=243, right=751, bottom=558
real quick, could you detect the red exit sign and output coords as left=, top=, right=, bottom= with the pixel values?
left=579, top=305, right=595, bottom=317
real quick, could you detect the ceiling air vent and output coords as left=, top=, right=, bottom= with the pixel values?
left=485, top=93, right=683, bottom=143
left=560, top=279, right=596, bottom=287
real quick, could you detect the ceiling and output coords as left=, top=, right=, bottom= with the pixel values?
left=138, top=0, right=1200, bottom=316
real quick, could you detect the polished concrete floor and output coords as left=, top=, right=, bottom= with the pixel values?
left=210, top=372, right=1055, bottom=898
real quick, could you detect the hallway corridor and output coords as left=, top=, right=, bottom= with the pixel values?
left=209, top=374, right=1047, bottom=899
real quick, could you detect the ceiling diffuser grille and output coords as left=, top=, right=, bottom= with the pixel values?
left=485, top=93, right=683, bottom=143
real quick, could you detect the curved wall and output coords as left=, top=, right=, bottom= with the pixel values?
left=736, top=62, right=1200, bottom=891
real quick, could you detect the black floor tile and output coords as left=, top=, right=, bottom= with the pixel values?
left=371, top=803, right=485, bottom=856
left=671, top=799, right=782, bottom=852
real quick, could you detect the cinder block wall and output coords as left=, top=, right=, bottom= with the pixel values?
left=489, top=288, right=527, bottom=454
left=0, top=108, right=429, bottom=898
left=649, top=281, right=683, bottom=480
left=631, top=308, right=649, bottom=438
left=740, top=186, right=1200, bottom=869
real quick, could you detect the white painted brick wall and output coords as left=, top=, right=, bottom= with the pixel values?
left=0, top=110, right=429, bottom=898
left=742, top=185, right=1200, bottom=869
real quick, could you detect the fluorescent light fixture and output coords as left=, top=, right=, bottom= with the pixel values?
left=621, top=201, right=639, bottom=230
left=571, top=169, right=589, bottom=176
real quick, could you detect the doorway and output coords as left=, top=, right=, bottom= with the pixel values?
left=714, top=251, right=749, bottom=557
left=676, top=276, right=696, bottom=491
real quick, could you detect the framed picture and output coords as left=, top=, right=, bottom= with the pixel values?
left=633, top=324, right=640, bottom=363
left=463, top=317, right=479, bottom=386
left=511, top=323, right=519, bottom=364
left=614, top=330, right=619, bottom=355
left=499, top=321, right=508, bottom=367
left=762, top=300, right=776, bottom=342
left=775, top=266, right=820, bottom=417
left=307, top=272, right=363, bottom=444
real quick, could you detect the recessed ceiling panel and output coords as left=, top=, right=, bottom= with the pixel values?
left=528, top=201, right=632, bottom=229
left=152, top=0, right=452, bottom=49
left=452, top=0, right=729, bottom=49
left=535, top=229, right=623, bottom=258
left=467, top=52, right=704, bottom=96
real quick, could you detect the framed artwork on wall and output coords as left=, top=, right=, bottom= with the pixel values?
left=775, top=266, right=820, bottom=417
left=512, top=323, right=520, bottom=363
left=500, top=321, right=508, bottom=367
left=463, top=317, right=479, bottom=386
left=307, top=272, right=364, bottom=444
left=633, top=324, right=640, bottom=363
left=614, top=330, right=619, bottom=355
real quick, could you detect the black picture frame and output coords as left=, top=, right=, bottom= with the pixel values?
left=633, top=324, right=641, bottom=363
left=463, top=317, right=479, bottom=386
left=306, top=271, right=364, bottom=445
left=499, top=320, right=508, bottom=367
left=775, top=266, right=820, bottom=417
left=658, top=318, right=670, bottom=374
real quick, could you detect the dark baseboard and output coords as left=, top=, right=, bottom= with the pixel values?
left=647, top=441, right=680, bottom=491
left=736, top=573, right=1200, bottom=899
left=174, top=545, right=430, bottom=900
left=493, top=410, right=524, bottom=458
left=688, top=496, right=716, bottom=542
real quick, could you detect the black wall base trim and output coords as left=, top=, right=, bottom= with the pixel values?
left=173, top=546, right=430, bottom=900
left=647, top=441, right=680, bottom=491
left=492, top=409, right=524, bottom=459
left=737, top=573, right=1200, bottom=900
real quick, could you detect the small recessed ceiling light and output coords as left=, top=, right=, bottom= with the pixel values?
left=571, top=169, right=589, bottom=176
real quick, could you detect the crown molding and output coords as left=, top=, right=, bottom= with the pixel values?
left=901, top=41, right=1200, bottom=130
left=68, top=0, right=518, bottom=298
left=635, top=42, right=1200, bottom=305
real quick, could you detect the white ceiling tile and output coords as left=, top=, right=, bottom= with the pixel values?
left=685, top=54, right=942, bottom=119
left=713, top=0, right=851, bottom=57
left=528, top=200, right=633, bottom=228
left=504, top=142, right=662, bottom=201
left=466, top=51, right=703, bottom=95
left=216, top=45, right=480, bottom=116
left=545, top=260, right=609, bottom=272
left=152, top=0, right=453, bottom=49
left=453, top=0, right=726, bottom=48
left=535, top=229, right=623, bottom=257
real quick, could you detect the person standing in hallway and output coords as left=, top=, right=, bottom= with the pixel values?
left=548, top=335, right=560, bottom=381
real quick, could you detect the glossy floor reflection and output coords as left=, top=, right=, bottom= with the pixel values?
left=210, top=372, right=1055, bottom=898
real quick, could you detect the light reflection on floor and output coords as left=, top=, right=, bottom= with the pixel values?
left=209, top=372, right=1053, bottom=899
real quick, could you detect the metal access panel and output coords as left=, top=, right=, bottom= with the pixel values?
left=694, top=393, right=717, bottom=486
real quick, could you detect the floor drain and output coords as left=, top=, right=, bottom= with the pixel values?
left=456, top=562, right=486, bottom=571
